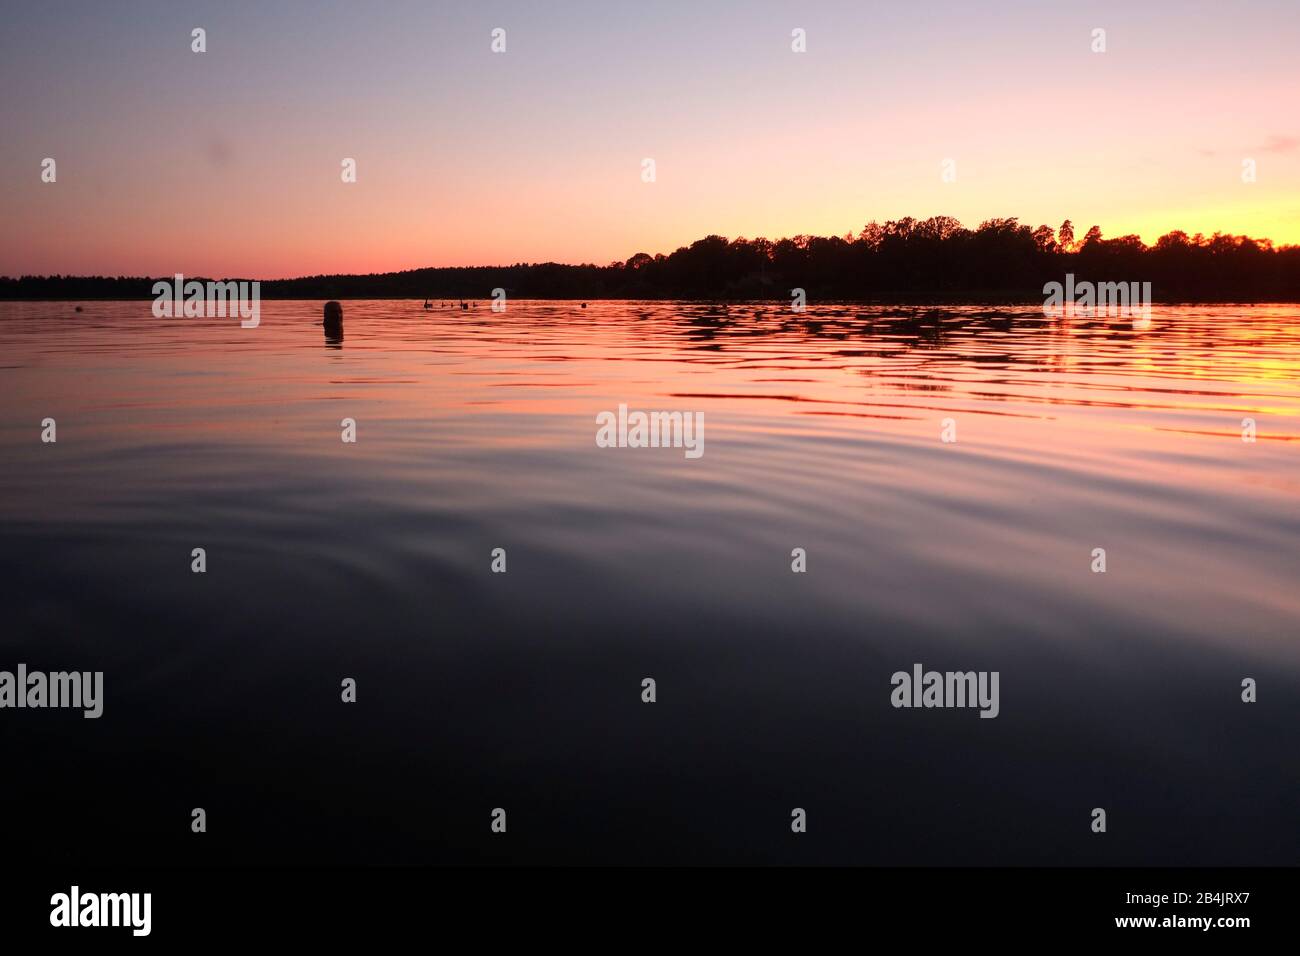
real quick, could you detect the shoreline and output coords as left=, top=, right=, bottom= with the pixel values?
left=4, top=295, right=1300, bottom=306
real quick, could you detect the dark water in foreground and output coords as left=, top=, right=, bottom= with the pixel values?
left=1, top=300, right=1297, bottom=865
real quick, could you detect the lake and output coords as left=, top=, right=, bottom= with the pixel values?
left=1, top=300, right=1297, bottom=865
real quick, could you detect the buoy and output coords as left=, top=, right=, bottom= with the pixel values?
left=323, top=300, right=344, bottom=340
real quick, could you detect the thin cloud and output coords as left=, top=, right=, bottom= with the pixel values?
left=1259, top=134, right=1299, bottom=154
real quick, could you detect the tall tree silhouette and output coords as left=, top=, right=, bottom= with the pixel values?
left=1058, top=220, right=1075, bottom=253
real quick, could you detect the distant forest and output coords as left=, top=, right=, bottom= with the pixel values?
left=5, top=217, right=1299, bottom=302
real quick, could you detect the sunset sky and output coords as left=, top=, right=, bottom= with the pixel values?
left=2, top=0, right=1298, bottom=278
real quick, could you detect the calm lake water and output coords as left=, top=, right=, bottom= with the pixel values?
left=1, top=300, right=1297, bottom=865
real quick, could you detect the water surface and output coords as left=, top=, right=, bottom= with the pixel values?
left=1, top=300, right=1297, bottom=864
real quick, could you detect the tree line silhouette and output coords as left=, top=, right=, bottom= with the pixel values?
left=5, top=217, right=1299, bottom=302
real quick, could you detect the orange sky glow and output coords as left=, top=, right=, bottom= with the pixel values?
left=2, top=2, right=1297, bottom=278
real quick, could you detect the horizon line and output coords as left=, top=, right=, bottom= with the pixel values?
left=4, top=217, right=1298, bottom=284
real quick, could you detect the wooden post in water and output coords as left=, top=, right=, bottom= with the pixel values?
left=323, top=300, right=344, bottom=343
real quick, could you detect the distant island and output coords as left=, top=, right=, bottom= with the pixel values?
left=5, top=217, right=1298, bottom=302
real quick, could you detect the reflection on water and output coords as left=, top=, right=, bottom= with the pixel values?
left=0, top=300, right=1297, bottom=865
